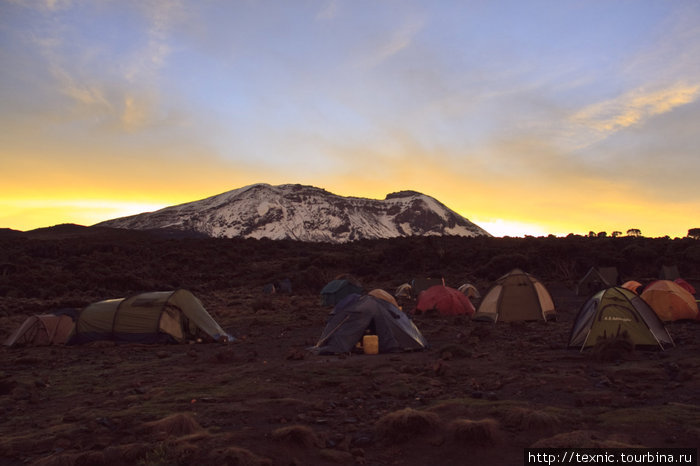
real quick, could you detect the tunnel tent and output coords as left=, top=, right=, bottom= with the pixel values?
left=312, top=294, right=428, bottom=355
left=568, top=287, right=674, bottom=350
left=70, top=289, right=232, bottom=345
left=4, top=310, right=76, bottom=347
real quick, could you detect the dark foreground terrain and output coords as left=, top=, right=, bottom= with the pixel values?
left=1, top=226, right=699, bottom=465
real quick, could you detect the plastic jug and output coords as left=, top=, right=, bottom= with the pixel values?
left=363, top=335, right=379, bottom=355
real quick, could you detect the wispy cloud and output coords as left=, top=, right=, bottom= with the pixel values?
left=316, top=0, right=339, bottom=21
left=356, top=16, right=423, bottom=68
left=568, top=82, right=700, bottom=148
left=125, top=0, right=184, bottom=83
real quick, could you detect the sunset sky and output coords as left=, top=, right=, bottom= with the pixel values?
left=2, top=0, right=699, bottom=237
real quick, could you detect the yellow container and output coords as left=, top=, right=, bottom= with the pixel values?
left=363, top=335, right=379, bottom=355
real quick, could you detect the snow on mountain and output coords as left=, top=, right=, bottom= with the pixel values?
left=95, top=183, right=491, bottom=242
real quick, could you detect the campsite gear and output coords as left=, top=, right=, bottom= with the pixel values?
left=415, top=285, right=475, bottom=316
left=474, top=269, right=556, bottom=322
left=70, top=289, right=232, bottom=345
left=368, top=289, right=399, bottom=308
left=313, top=294, right=428, bottom=354
left=621, top=280, right=643, bottom=294
left=363, top=335, right=379, bottom=354
left=640, top=280, right=699, bottom=321
left=320, top=279, right=363, bottom=306
left=568, top=287, right=674, bottom=350
left=4, top=311, right=76, bottom=347
left=576, top=267, right=619, bottom=296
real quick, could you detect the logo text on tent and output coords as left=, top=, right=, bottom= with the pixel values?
left=603, top=316, right=632, bottom=322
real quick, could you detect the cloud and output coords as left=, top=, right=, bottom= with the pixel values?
left=316, top=0, right=339, bottom=21
left=356, top=16, right=424, bottom=68
left=567, top=82, right=700, bottom=148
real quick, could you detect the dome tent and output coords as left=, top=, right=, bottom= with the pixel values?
left=70, top=289, right=232, bottom=345
left=415, top=285, right=475, bottom=316
left=474, top=269, right=555, bottom=322
left=312, top=294, right=428, bottom=355
left=569, top=287, right=673, bottom=350
left=640, top=280, right=698, bottom=322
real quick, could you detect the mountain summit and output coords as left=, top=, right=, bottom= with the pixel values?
left=95, top=183, right=491, bottom=242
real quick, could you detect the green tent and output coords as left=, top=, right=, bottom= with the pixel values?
left=568, top=287, right=673, bottom=350
left=70, top=289, right=232, bottom=344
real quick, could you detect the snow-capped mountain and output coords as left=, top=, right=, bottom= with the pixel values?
left=95, top=183, right=491, bottom=242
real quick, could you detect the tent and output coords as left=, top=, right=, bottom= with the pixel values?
left=576, top=267, right=619, bottom=296
left=674, top=278, right=696, bottom=296
left=368, top=288, right=399, bottom=308
left=568, top=287, right=674, bottom=350
left=395, top=283, right=412, bottom=299
left=4, top=311, right=76, bottom=347
left=474, top=269, right=556, bottom=322
left=320, top=279, right=363, bottom=306
left=457, top=283, right=481, bottom=299
left=70, top=289, right=232, bottom=345
left=415, top=285, right=475, bottom=316
left=621, top=280, right=643, bottom=294
left=312, top=294, right=428, bottom=354
left=640, top=280, right=699, bottom=321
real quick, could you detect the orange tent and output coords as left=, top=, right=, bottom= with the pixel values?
left=415, top=285, right=475, bottom=316
left=368, top=289, right=399, bottom=308
left=641, top=280, right=699, bottom=321
left=621, top=280, right=643, bottom=294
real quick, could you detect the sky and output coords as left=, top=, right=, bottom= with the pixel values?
left=2, top=0, right=700, bottom=238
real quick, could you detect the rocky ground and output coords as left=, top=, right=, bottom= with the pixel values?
left=1, top=227, right=699, bottom=465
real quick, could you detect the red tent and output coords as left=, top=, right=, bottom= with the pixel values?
left=415, top=285, right=475, bottom=316
left=674, top=278, right=696, bottom=295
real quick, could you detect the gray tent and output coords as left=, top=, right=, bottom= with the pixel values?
left=312, top=295, right=428, bottom=355
left=576, top=267, right=619, bottom=296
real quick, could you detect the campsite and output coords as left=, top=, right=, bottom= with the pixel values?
left=1, top=226, right=700, bottom=466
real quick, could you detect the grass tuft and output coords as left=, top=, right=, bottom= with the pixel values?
left=447, top=418, right=500, bottom=445
left=270, top=424, right=319, bottom=448
left=375, top=408, right=441, bottom=443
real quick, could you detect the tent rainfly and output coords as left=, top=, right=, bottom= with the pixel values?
left=70, top=289, right=232, bottom=345
left=640, top=280, right=699, bottom=322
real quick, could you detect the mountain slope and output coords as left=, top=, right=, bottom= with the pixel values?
left=95, top=183, right=490, bottom=242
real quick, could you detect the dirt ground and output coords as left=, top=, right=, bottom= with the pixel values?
left=1, top=230, right=699, bottom=465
